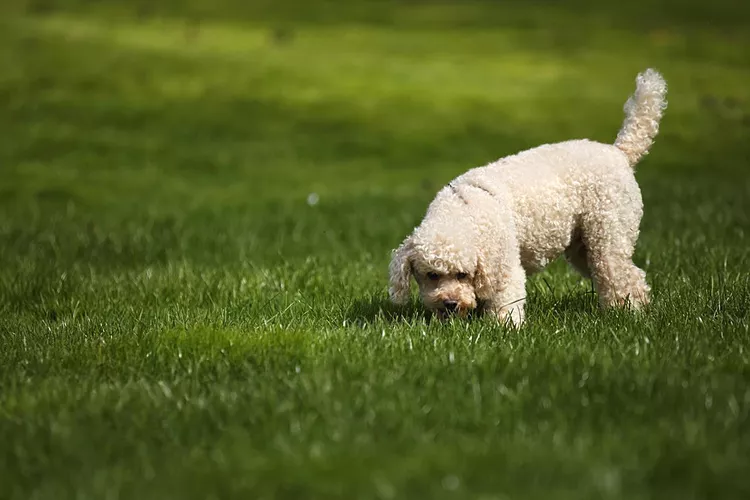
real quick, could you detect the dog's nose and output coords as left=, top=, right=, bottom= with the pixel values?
left=443, top=300, right=458, bottom=311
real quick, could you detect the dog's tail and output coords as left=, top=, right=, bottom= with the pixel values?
left=614, top=68, right=668, bottom=167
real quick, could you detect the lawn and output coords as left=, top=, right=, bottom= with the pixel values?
left=1, top=1, right=750, bottom=499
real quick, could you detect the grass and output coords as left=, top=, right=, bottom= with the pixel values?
left=1, top=0, right=750, bottom=498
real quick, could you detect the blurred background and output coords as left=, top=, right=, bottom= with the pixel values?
left=2, top=0, right=748, bottom=206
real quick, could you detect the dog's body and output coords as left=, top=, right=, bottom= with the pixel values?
left=389, top=69, right=667, bottom=326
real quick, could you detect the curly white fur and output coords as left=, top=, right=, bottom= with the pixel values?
left=389, top=69, right=668, bottom=327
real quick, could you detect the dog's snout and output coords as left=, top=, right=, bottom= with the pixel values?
left=443, top=300, right=458, bottom=311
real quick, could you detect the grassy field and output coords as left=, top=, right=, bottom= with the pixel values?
left=1, top=1, right=750, bottom=498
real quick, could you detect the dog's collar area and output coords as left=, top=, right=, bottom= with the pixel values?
left=448, top=181, right=496, bottom=203
left=448, top=182, right=469, bottom=205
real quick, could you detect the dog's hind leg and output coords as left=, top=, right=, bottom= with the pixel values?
left=580, top=209, right=650, bottom=310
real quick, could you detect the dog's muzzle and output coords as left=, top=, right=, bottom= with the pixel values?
left=443, top=300, right=458, bottom=312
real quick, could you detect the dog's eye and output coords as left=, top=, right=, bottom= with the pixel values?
left=456, top=272, right=468, bottom=280
left=427, top=272, right=440, bottom=281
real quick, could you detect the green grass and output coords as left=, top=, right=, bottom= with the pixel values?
left=1, top=1, right=750, bottom=499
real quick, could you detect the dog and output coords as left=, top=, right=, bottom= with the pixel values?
left=388, top=69, right=667, bottom=326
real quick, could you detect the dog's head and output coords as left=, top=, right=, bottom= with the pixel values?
left=389, top=205, right=494, bottom=319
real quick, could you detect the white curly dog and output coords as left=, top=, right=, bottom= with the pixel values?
left=389, top=69, right=667, bottom=326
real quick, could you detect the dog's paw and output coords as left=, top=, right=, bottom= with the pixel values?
left=605, top=288, right=650, bottom=311
left=489, top=304, right=525, bottom=328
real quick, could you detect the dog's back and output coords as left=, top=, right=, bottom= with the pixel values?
left=453, top=139, right=640, bottom=273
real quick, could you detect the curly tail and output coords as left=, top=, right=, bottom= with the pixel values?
left=614, top=69, right=668, bottom=167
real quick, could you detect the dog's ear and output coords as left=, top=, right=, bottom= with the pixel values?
left=388, top=237, right=414, bottom=305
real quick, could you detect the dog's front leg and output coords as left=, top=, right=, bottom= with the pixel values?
left=471, top=202, right=526, bottom=327
left=481, top=264, right=526, bottom=328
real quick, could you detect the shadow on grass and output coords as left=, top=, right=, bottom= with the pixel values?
left=344, top=288, right=601, bottom=327
left=343, top=295, right=430, bottom=325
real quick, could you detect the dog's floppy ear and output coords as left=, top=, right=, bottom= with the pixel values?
left=388, top=236, right=414, bottom=305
